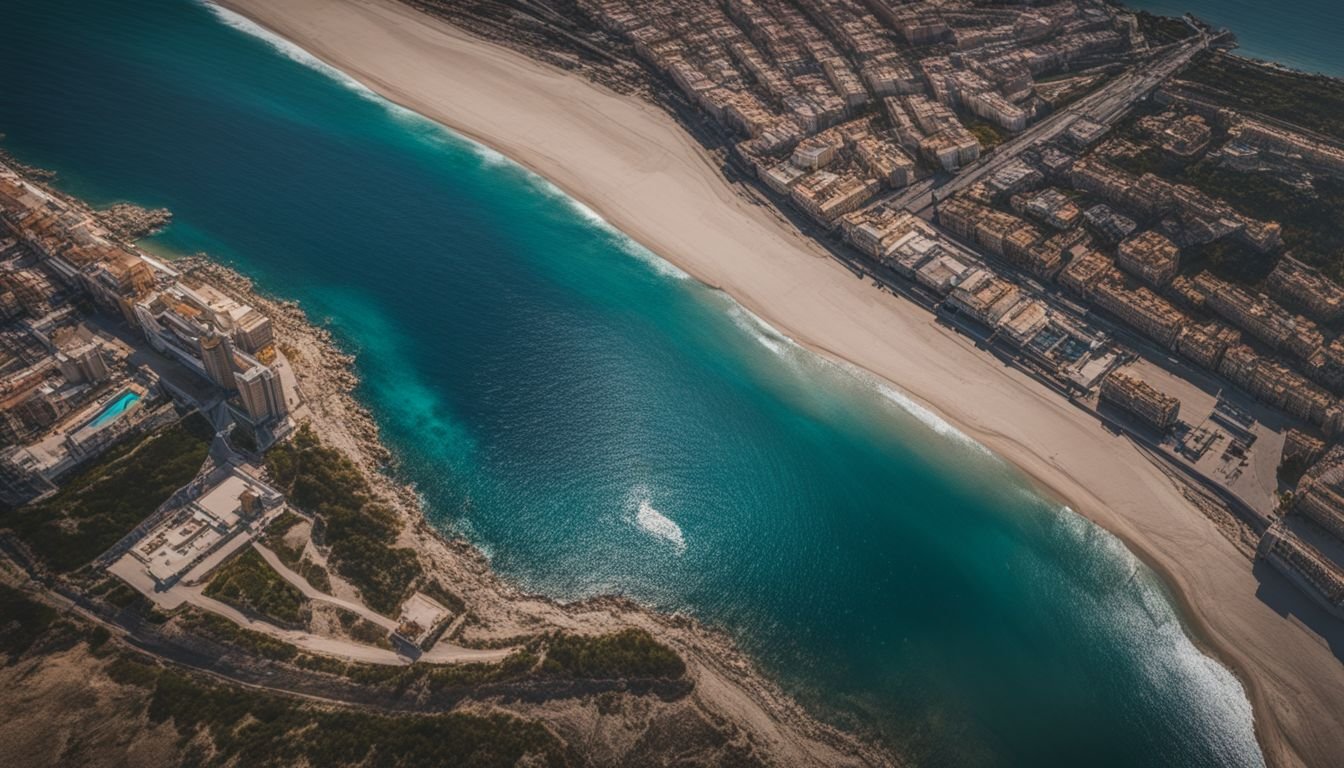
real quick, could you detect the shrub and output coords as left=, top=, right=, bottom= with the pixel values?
left=203, top=549, right=310, bottom=627
left=0, top=584, right=58, bottom=661
left=541, top=629, right=685, bottom=680
left=111, top=655, right=571, bottom=767
left=265, top=427, right=422, bottom=615
left=6, top=414, right=212, bottom=571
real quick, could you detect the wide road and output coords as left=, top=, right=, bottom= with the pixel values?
left=892, top=33, right=1211, bottom=214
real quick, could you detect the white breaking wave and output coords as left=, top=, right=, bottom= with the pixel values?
left=870, top=376, right=993, bottom=457
left=198, top=1, right=473, bottom=143
left=728, top=304, right=793, bottom=357
left=627, top=489, right=686, bottom=553
left=726, top=297, right=990, bottom=456
left=534, top=180, right=692, bottom=281
left=203, top=0, right=988, bottom=460
left=202, top=1, right=689, bottom=283
left=202, top=2, right=378, bottom=102
left=470, top=143, right=512, bottom=168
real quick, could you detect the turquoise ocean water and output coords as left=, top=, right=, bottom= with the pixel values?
left=1, top=1, right=1270, bottom=765
left=1128, top=0, right=1344, bottom=76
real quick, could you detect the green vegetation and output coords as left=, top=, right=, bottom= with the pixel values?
left=1183, top=167, right=1344, bottom=281
left=296, top=558, right=331, bottom=593
left=1, top=591, right=566, bottom=767
left=204, top=548, right=310, bottom=627
left=542, top=628, right=686, bottom=680
left=338, top=649, right=542, bottom=692
left=180, top=610, right=299, bottom=662
left=183, top=606, right=683, bottom=690
left=1135, top=11, right=1194, bottom=46
left=1107, top=141, right=1344, bottom=282
left=228, top=423, right=259, bottom=453
left=421, top=579, right=467, bottom=615
left=264, top=509, right=304, bottom=541
left=1279, top=456, right=1314, bottom=486
left=0, top=583, right=58, bottom=661
left=265, top=426, right=422, bottom=615
left=335, top=607, right=393, bottom=650
left=1182, top=53, right=1344, bottom=144
left=262, top=510, right=332, bottom=593
left=966, top=121, right=1005, bottom=150
left=104, top=655, right=573, bottom=768
left=4, top=414, right=213, bottom=571
left=86, top=574, right=146, bottom=610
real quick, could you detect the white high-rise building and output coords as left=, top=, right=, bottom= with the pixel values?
left=234, top=362, right=288, bottom=424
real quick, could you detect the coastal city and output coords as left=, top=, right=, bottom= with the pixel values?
left=4, top=0, right=1344, bottom=766
left=465, top=0, right=1344, bottom=618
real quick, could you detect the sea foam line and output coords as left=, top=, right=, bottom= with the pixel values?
left=727, top=302, right=992, bottom=456
left=883, top=387, right=990, bottom=455
left=201, top=0, right=469, bottom=143
left=727, top=305, right=792, bottom=357
left=202, top=2, right=378, bottom=102
left=203, top=0, right=984, bottom=458
left=532, top=179, right=693, bottom=282
left=203, top=0, right=689, bottom=283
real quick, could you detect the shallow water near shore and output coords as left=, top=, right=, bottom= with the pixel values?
left=1, top=0, right=1265, bottom=765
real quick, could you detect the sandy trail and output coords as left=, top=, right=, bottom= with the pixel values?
left=207, top=1, right=1344, bottom=764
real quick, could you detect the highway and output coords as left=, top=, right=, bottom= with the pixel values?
left=892, top=33, right=1212, bottom=215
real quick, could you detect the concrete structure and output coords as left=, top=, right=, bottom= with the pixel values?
left=1195, top=272, right=1323, bottom=362
left=199, top=330, right=236, bottom=390
left=1267, top=256, right=1344, bottom=324
left=1116, top=230, right=1180, bottom=287
left=128, top=467, right=283, bottom=589
left=1100, top=370, right=1180, bottom=430
left=235, top=358, right=289, bottom=424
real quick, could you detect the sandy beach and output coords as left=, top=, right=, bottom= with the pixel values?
left=211, top=0, right=1344, bottom=764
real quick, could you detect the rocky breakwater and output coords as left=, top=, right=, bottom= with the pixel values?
left=96, top=203, right=173, bottom=241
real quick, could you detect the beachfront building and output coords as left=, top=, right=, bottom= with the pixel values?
left=1174, top=322, right=1240, bottom=371
left=1194, top=272, right=1324, bottom=362
left=1218, top=345, right=1339, bottom=430
left=235, top=358, right=289, bottom=424
left=1257, top=523, right=1344, bottom=617
left=1100, top=371, right=1179, bottom=431
left=1294, top=446, right=1344, bottom=542
left=0, top=382, right=159, bottom=495
left=945, top=268, right=1024, bottom=328
left=136, top=283, right=291, bottom=426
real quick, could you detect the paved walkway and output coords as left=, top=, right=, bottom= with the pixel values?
left=252, top=542, right=398, bottom=631
left=252, top=543, right=513, bottom=663
left=111, top=535, right=514, bottom=666
left=183, top=588, right=408, bottom=665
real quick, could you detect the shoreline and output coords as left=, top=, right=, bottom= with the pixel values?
left=172, top=255, right=896, bottom=765
left=207, top=0, right=1344, bottom=764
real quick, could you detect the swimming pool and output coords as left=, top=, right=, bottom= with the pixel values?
left=87, top=390, right=141, bottom=429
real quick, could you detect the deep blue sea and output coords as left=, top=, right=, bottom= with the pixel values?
left=1128, top=0, right=1344, bottom=77
left=0, top=1, right=1268, bottom=765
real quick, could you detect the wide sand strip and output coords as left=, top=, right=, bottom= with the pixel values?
left=212, top=0, right=1344, bottom=764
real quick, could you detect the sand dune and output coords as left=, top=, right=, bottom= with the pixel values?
left=212, top=1, right=1344, bottom=764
